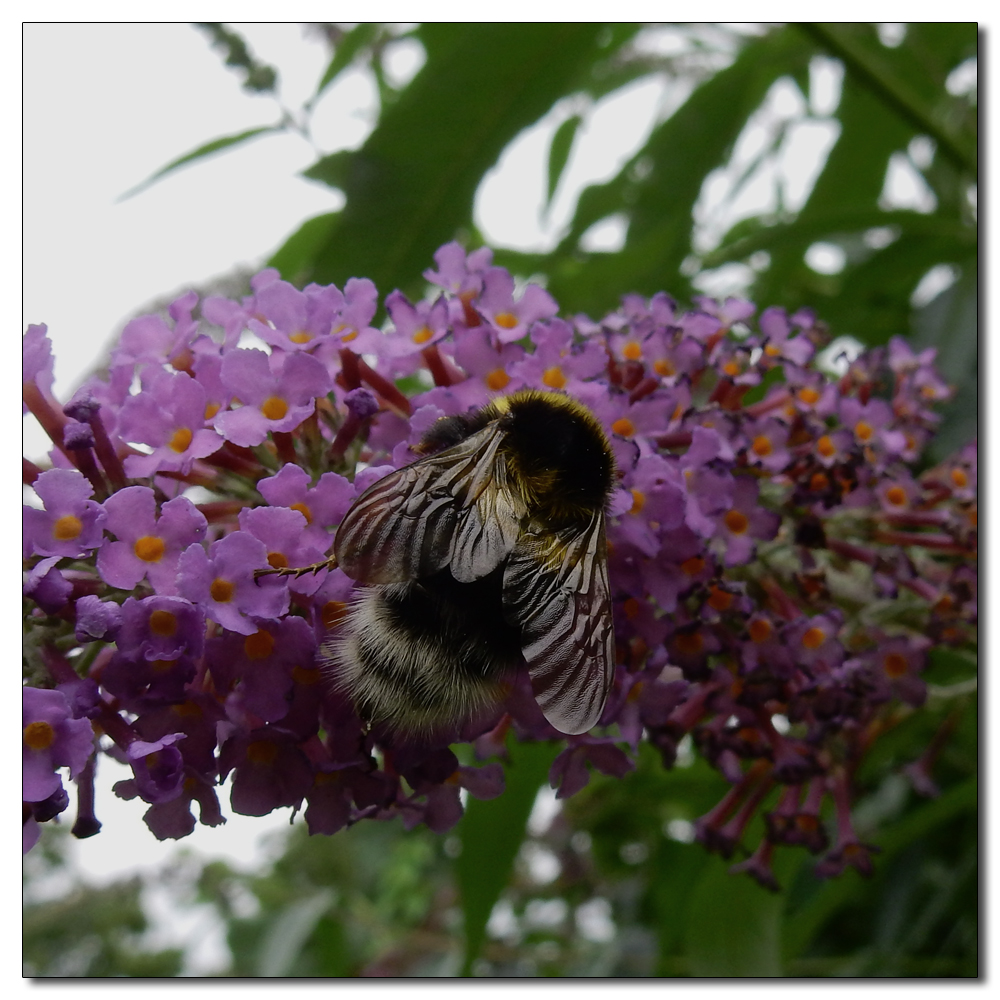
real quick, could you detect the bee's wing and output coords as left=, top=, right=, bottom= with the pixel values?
left=503, top=511, right=614, bottom=735
left=334, top=423, right=525, bottom=585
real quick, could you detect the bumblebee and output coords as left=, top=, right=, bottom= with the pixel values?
left=329, top=389, right=616, bottom=736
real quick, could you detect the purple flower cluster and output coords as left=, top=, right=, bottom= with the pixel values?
left=22, top=244, right=977, bottom=888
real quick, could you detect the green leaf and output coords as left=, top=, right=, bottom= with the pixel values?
left=546, top=114, right=582, bottom=210
left=684, top=853, right=785, bottom=976
left=544, top=25, right=814, bottom=317
left=267, top=212, right=340, bottom=285
left=314, top=23, right=381, bottom=100
left=285, top=23, right=611, bottom=301
left=911, top=263, right=978, bottom=460
left=118, top=126, right=277, bottom=201
left=800, top=23, right=977, bottom=177
left=256, top=889, right=336, bottom=977
left=783, top=775, right=978, bottom=961
left=455, top=737, right=560, bottom=975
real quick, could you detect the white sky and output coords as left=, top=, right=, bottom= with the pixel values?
left=17, top=15, right=993, bottom=982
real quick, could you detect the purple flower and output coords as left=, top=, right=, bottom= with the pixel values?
left=23, top=687, right=94, bottom=803
left=207, top=615, right=317, bottom=723
left=23, top=556, right=72, bottom=614
left=759, top=306, right=814, bottom=366
left=712, top=477, right=780, bottom=566
left=115, top=595, right=206, bottom=662
left=24, top=468, right=107, bottom=559
left=97, top=487, right=207, bottom=594
left=220, top=729, right=314, bottom=817
left=613, top=455, right=686, bottom=557
left=509, top=318, right=607, bottom=392
left=382, top=290, right=451, bottom=358
left=256, top=464, right=355, bottom=551
left=451, top=325, right=528, bottom=400
left=474, top=267, right=558, bottom=344
left=117, top=370, right=224, bottom=477
left=423, top=241, right=493, bottom=296
left=744, top=417, right=791, bottom=473
left=23, top=323, right=56, bottom=397
left=237, top=506, right=329, bottom=593
left=214, top=348, right=332, bottom=447
left=74, top=595, right=123, bottom=643
left=177, top=532, right=289, bottom=635
left=112, top=292, right=200, bottom=372
left=247, top=278, right=340, bottom=353
left=122, top=733, right=187, bottom=804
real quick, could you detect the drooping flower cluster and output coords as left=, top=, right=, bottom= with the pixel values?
left=22, top=243, right=977, bottom=888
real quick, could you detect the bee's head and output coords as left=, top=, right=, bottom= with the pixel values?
left=501, top=391, right=615, bottom=521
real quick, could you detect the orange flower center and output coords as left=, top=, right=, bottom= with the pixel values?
left=412, top=325, right=433, bottom=345
left=261, top=396, right=289, bottom=421
left=322, top=601, right=349, bottom=630
left=950, top=468, right=968, bottom=488
left=486, top=368, right=511, bottom=391
left=290, top=502, right=313, bottom=524
left=494, top=312, right=518, bottom=329
left=883, top=652, right=908, bottom=678
left=707, top=586, right=733, bottom=612
left=724, top=509, right=749, bottom=534
left=148, top=610, right=178, bottom=636
left=542, top=367, right=567, bottom=389
left=681, top=556, right=705, bottom=577
left=752, top=435, right=773, bottom=457
left=629, top=489, right=646, bottom=515
left=267, top=552, right=288, bottom=569
left=622, top=340, right=642, bottom=361
left=885, top=485, right=907, bottom=507
left=612, top=417, right=635, bottom=437
left=854, top=420, right=874, bottom=443
left=292, top=665, right=321, bottom=685
left=246, top=740, right=278, bottom=765
left=210, top=578, right=235, bottom=603
left=244, top=630, right=275, bottom=660
left=797, top=387, right=820, bottom=405
left=674, top=631, right=704, bottom=655
left=169, top=427, right=193, bottom=453
left=289, top=331, right=314, bottom=345
left=654, top=359, right=676, bottom=377
left=134, top=535, right=165, bottom=563
left=23, top=721, right=56, bottom=751
left=748, top=619, right=772, bottom=643
left=816, top=435, right=836, bottom=458
left=52, top=515, right=83, bottom=541
left=801, top=626, right=826, bottom=650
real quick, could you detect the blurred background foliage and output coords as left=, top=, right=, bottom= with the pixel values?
left=24, top=21, right=977, bottom=977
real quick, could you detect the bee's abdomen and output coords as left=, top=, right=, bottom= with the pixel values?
left=329, top=569, right=522, bottom=734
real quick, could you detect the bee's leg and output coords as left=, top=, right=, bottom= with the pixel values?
left=254, top=556, right=337, bottom=580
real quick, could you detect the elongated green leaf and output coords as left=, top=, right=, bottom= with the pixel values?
left=455, top=738, right=560, bottom=975
left=704, top=210, right=973, bottom=268
left=546, top=114, right=582, bottom=210
left=118, top=126, right=277, bottom=201
left=315, top=23, right=381, bottom=100
left=800, top=23, right=976, bottom=177
left=256, top=888, right=336, bottom=977
left=267, top=212, right=340, bottom=286
left=684, top=854, right=785, bottom=976
left=544, top=26, right=814, bottom=317
left=292, top=24, right=610, bottom=302
left=783, top=775, right=977, bottom=961
left=912, top=263, right=978, bottom=459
